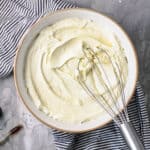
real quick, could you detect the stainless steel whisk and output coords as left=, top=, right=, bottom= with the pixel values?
left=76, top=46, right=144, bottom=150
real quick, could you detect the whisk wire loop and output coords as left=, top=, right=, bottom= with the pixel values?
left=79, top=47, right=128, bottom=125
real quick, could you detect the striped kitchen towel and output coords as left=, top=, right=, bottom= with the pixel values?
left=0, top=0, right=150, bottom=150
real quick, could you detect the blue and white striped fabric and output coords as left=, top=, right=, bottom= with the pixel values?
left=0, top=0, right=150, bottom=150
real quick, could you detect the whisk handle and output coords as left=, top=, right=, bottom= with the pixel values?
left=120, top=122, right=145, bottom=150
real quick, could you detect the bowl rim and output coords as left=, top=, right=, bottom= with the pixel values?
left=13, top=8, right=139, bottom=133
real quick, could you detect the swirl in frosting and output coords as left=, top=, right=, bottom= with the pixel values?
left=25, top=18, right=128, bottom=123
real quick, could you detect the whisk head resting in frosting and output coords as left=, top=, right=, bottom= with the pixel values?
left=75, top=44, right=144, bottom=150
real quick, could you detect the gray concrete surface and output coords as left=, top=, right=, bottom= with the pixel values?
left=0, top=0, right=150, bottom=149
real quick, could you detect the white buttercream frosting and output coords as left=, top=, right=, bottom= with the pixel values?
left=25, top=18, right=128, bottom=123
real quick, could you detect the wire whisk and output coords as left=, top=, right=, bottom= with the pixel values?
left=76, top=45, right=144, bottom=150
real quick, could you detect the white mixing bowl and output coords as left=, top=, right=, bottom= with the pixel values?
left=14, top=8, right=138, bottom=133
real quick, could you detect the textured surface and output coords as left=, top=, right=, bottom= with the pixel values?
left=0, top=0, right=150, bottom=150
left=0, top=76, right=56, bottom=150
